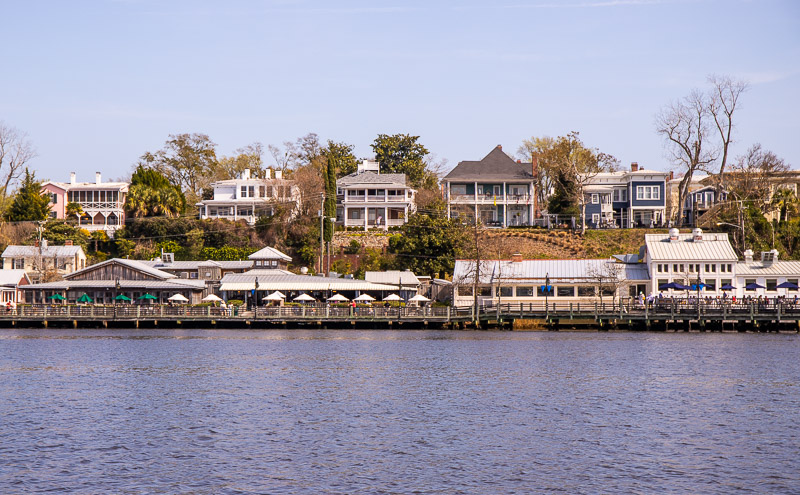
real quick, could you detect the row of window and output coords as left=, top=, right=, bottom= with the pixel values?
left=67, top=190, right=121, bottom=204
left=589, top=187, right=661, bottom=204
left=239, top=185, right=290, bottom=198
left=458, top=285, right=615, bottom=297
left=449, top=184, right=531, bottom=196
left=656, top=278, right=799, bottom=292
left=254, top=260, right=280, bottom=267
left=656, top=263, right=734, bottom=274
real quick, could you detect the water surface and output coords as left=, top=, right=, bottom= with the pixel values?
left=1, top=329, right=798, bottom=494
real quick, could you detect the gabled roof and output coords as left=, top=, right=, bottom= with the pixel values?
left=140, top=259, right=252, bottom=270
left=444, top=147, right=534, bottom=182
left=248, top=246, right=292, bottom=262
left=0, top=269, right=30, bottom=287
left=2, top=245, right=85, bottom=258
left=64, top=258, right=176, bottom=281
left=365, top=270, right=421, bottom=286
left=644, top=233, right=738, bottom=261
left=337, top=171, right=408, bottom=187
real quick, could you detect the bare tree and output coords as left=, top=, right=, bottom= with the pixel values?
left=656, top=90, right=718, bottom=225
left=708, top=75, right=748, bottom=191
left=587, top=261, right=625, bottom=306
left=727, top=143, right=790, bottom=210
left=0, top=122, right=36, bottom=198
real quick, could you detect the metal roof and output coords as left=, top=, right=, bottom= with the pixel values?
left=23, top=279, right=205, bottom=290
left=453, top=259, right=650, bottom=284
left=365, top=270, right=421, bottom=286
left=736, top=261, right=800, bottom=276
left=645, top=233, right=738, bottom=261
left=248, top=246, right=292, bottom=261
left=337, top=171, right=407, bottom=187
left=64, top=258, right=176, bottom=281
left=0, top=269, right=30, bottom=287
left=219, top=272, right=397, bottom=292
left=141, top=260, right=252, bottom=270
left=2, top=245, right=85, bottom=258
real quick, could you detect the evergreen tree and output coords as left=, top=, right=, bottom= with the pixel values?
left=323, top=155, right=336, bottom=242
left=4, top=168, right=50, bottom=222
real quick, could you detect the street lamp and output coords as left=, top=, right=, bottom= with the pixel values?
left=543, top=273, right=551, bottom=319
left=253, top=276, right=259, bottom=309
left=717, top=222, right=746, bottom=253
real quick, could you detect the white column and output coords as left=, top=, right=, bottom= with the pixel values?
left=364, top=206, right=367, bottom=231
left=502, top=181, right=507, bottom=227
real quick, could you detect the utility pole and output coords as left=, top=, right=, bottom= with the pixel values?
left=319, top=194, right=325, bottom=275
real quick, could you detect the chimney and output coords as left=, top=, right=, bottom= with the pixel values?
left=669, top=171, right=674, bottom=181
left=497, top=145, right=502, bottom=150
left=274, top=170, right=283, bottom=180
left=631, top=162, right=639, bottom=172
left=34, top=239, right=39, bottom=247
left=95, top=172, right=102, bottom=184
left=242, top=169, right=250, bottom=180
left=42, top=239, right=48, bottom=249
left=64, top=239, right=73, bottom=246
left=511, top=253, right=523, bottom=263
left=70, top=172, right=76, bottom=185
left=744, top=249, right=754, bottom=263
left=264, top=169, right=272, bottom=180
left=517, top=160, right=521, bottom=163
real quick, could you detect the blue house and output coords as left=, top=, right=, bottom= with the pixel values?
left=583, top=162, right=668, bottom=228
left=682, top=185, right=728, bottom=226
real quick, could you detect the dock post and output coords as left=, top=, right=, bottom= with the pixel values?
left=671, top=300, right=675, bottom=320
left=645, top=300, right=648, bottom=321
left=447, top=306, right=451, bottom=322
left=750, top=302, right=754, bottom=322
left=137, top=306, right=140, bottom=319
left=594, top=302, right=598, bottom=321
left=570, top=303, right=573, bottom=320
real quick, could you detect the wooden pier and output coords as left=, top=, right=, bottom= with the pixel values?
left=1, top=301, right=799, bottom=331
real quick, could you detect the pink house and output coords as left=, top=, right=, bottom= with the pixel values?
left=41, top=172, right=129, bottom=236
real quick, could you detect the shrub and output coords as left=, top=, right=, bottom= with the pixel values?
left=227, top=299, right=244, bottom=306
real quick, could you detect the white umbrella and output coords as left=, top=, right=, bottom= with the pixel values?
left=382, top=294, right=402, bottom=302
left=202, top=294, right=222, bottom=302
left=327, top=294, right=349, bottom=302
left=262, top=291, right=286, bottom=301
left=293, top=293, right=316, bottom=302
left=409, top=294, right=430, bottom=302
left=353, top=294, right=375, bottom=302
left=168, top=294, right=189, bottom=302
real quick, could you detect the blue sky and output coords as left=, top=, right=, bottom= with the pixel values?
left=1, top=0, right=798, bottom=182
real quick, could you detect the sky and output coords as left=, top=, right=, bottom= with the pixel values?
left=1, top=0, right=798, bottom=183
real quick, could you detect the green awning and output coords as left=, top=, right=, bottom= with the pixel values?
left=47, top=294, right=66, bottom=300
left=138, top=293, right=158, bottom=300
left=77, top=293, right=93, bottom=303
left=115, top=294, right=132, bottom=301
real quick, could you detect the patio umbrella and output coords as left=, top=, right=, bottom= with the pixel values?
left=777, top=281, right=799, bottom=289
left=720, top=284, right=736, bottom=291
left=115, top=294, right=132, bottom=301
left=77, top=293, right=93, bottom=303
left=658, top=282, right=684, bottom=290
left=262, top=291, right=286, bottom=301
left=382, top=294, right=402, bottom=301
left=168, top=294, right=189, bottom=303
left=353, top=294, right=376, bottom=302
left=327, top=294, right=349, bottom=302
left=293, top=293, right=316, bottom=302
left=138, top=293, right=158, bottom=300
left=409, top=294, right=431, bottom=302
left=745, top=282, right=765, bottom=290
left=202, top=294, right=222, bottom=302
left=47, top=294, right=66, bottom=301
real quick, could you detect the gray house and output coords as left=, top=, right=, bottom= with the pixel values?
left=442, top=146, right=536, bottom=227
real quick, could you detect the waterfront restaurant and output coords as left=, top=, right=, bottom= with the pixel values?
left=23, top=258, right=206, bottom=305
left=452, top=254, right=649, bottom=307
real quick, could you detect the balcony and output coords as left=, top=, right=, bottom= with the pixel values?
left=449, top=194, right=531, bottom=204
left=344, top=195, right=410, bottom=204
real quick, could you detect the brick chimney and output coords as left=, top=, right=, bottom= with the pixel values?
left=669, top=171, right=674, bottom=181
left=34, top=239, right=39, bottom=247
left=65, top=239, right=73, bottom=246
left=497, top=144, right=502, bottom=150
left=631, top=162, right=639, bottom=172
left=511, top=253, right=523, bottom=263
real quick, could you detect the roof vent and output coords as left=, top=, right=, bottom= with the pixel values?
left=162, top=252, right=174, bottom=264
left=668, top=228, right=680, bottom=241
left=692, top=228, right=703, bottom=242
left=744, top=249, right=754, bottom=263
left=511, top=253, right=523, bottom=263
left=761, top=249, right=779, bottom=265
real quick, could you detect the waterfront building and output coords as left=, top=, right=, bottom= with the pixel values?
left=22, top=258, right=206, bottom=304
left=336, top=160, right=416, bottom=230
left=443, top=146, right=536, bottom=227
left=734, top=248, right=800, bottom=299
left=364, top=270, right=421, bottom=300
left=583, top=162, right=668, bottom=229
left=452, top=254, right=649, bottom=306
left=41, top=172, right=128, bottom=235
left=196, top=169, right=301, bottom=225
left=1, top=240, right=86, bottom=283
left=0, top=269, right=30, bottom=304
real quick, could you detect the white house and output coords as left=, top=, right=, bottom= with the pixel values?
left=336, top=160, right=416, bottom=230
left=1, top=240, right=87, bottom=283
left=197, top=169, right=301, bottom=225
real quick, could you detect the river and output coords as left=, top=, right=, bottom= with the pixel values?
left=1, top=329, right=798, bottom=494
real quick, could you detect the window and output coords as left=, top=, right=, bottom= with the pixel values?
left=613, top=189, right=627, bottom=202
left=592, top=214, right=600, bottom=225
left=493, top=185, right=501, bottom=196
left=721, top=279, right=731, bottom=290
left=767, top=279, right=777, bottom=291
left=458, top=286, right=473, bottom=296
left=557, top=286, right=575, bottom=297
left=745, top=279, right=756, bottom=291
left=591, top=194, right=599, bottom=204
left=600, top=287, right=615, bottom=297
left=657, top=279, right=668, bottom=291
left=578, top=286, right=595, bottom=297
left=13, top=258, right=24, bottom=269
left=516, top=286, right=534, bottom=297
left=271, top=260, right=277, bottom=267
left=348, top=209, right=363, bottom=220
left=673, top=264, right=684, bottom=273
left=192, top=273, right=200, bottom=279
left=49, top=192, right=58, bottom=204
left=704, top=264, right=716, bottom=273
left=477, top=287, right=492, bottom=297
left=537, top=285, right=553, bottom=297
left=636, top=185, right=660, bottom=200
left=705, top=279, right=716, bottom=291
left=789, top=279, right=799, bottom=291
left=451, top=184, right=467, bottom=195
left=499, top=286, right=513, bottom=297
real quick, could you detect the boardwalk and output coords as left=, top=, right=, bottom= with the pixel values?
left=1, top=301, right=799, bottom=331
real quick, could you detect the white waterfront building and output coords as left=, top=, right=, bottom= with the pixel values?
left=336, top=160, right=416, bottom=230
